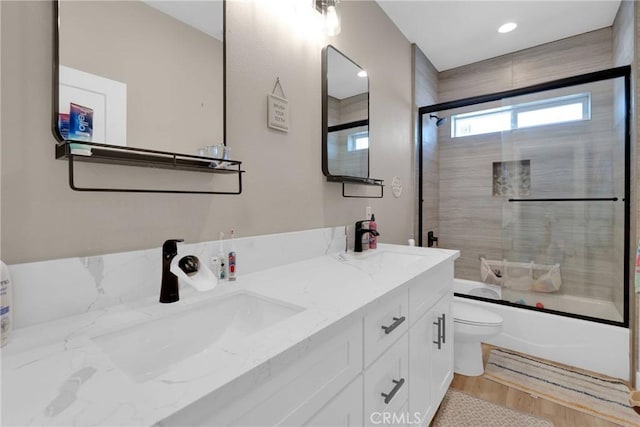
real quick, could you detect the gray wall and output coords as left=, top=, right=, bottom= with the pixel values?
left=438, top=28, right=612, bottom=103
left=435, top=28, right=625, bottom=302
left=1, top=0, right=413, bottom=264
left=412, top=45, right=439, bottom=245
left=59, top=1, right=224, bottom=154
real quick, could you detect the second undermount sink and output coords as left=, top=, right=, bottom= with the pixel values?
left=339, top=249, right=426, bottom=268
left=93, top=291, right=304, bottom=383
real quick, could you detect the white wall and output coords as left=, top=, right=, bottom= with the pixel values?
left=0, top=0, right=413, bottom=264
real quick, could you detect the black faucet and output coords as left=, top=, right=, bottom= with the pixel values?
left=427, top=231, right=439, bottom=247
left=160, top=239, right=184, bottom=303
left=354, top=220, right=380, bottom=252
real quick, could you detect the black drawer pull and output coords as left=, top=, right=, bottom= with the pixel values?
left=381, top=316, right=406, bottom=335
left=441, top=313, right=446, bottom=344
left=381, top=378, right=405, bottom=404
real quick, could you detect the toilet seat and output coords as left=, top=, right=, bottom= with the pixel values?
left=453, top=302, right=503, bottom=327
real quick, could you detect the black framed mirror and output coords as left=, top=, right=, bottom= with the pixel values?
left=52, top=0, right=225, bottom=154
left=321, top=45, right=370, bottom=180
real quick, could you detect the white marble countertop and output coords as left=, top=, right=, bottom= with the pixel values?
left=2, top=244, right=458, bottom=426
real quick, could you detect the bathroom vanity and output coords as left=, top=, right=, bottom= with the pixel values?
left=2, top=230, right=458, bottom=426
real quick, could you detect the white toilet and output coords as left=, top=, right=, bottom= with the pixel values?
left=453, top=301, right=503, bottom=376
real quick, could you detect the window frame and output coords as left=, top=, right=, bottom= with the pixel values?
left=450, top=92, right=592, bottom=139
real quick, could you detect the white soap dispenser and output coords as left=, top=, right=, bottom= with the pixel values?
left=1, top=260, right=12, bottom=347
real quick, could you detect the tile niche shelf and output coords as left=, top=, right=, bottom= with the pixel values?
left=55, top=140, right=244, bottom=194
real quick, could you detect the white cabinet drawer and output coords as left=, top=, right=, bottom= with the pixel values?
left=363, top=333, right=409, bottom=427
left=364, top=289, right=408, bottom=367
left=303, top=375, right=363, bottom=427
left=408, top=260, right=453, bottom=324
left=160, top=316, right=363, bottom=427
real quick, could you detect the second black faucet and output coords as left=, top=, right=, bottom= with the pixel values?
left=354, top=220, right=380, bottom=252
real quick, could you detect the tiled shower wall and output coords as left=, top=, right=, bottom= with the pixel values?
left=435, top=28, right=628, bottom=303
left=327, top=94, right=368, bottom=177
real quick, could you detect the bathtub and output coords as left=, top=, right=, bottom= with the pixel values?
left=453, top=278, right=630, bottom=380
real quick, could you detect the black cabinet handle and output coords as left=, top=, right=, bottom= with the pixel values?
left=433, top=314, right=446, bottom=349
left=381, top=316, right=406, bottom=335
left=381, top=378, right=405, bottom=404
left=433, top=317, right=442, bottom=349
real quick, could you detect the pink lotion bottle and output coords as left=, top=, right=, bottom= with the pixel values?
left=369, top=214, right=378, bottom=249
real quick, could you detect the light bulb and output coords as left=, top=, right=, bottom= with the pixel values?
left=498, top=22, right=517, bottom=33
left=325, top=4, right=341, bottom=36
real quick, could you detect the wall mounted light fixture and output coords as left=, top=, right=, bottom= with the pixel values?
left=315, top=0, right=341, bottom=36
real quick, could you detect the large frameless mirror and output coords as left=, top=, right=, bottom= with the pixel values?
left=53, top=0, right=224, bottom=155
left=322, top=45, right=370, bottom=179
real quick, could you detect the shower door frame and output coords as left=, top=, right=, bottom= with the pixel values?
left=417, top=65, right=631, bottom=328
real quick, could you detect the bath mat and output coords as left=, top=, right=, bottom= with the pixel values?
left=432, top=389, right=554, bottom=427
left=485, top=347, right=640, bottom=427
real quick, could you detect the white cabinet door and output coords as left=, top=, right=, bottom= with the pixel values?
left=303, top=375, right=363, bottom=427
left=408, top=309, right=434, bottom=425
left=430, top=292, right=453, bottom=406
left=408, top=292, right=453, bottom=426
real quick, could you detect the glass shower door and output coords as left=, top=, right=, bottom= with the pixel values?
left=497, top=78, right=626, bottom=323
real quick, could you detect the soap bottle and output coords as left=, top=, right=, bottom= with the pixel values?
left=228, top=229, right=237, bottom=281
left=217, top=232, right=226, bottom=280
left=369, top=214, right=378, bottom=249
left=0, top=260, right=12, bottom=347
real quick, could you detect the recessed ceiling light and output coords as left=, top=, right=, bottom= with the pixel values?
left=498, top=22, right=517, bottom=33
left=357, top=70, right=367, bottom=78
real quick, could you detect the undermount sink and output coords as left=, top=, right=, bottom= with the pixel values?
left=338, top=250, right=425, bottom=268
left=93, top=292, right=304, bottom=383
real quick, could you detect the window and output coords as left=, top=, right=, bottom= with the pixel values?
left=450, top=93, right=591, bottom=139
left=348, top=131, right=369, bottom=151
left=453, top=109, right=511, bottom=138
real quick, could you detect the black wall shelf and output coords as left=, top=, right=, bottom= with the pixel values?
left=55, top=141, right=244, bottom=194
left=326, top=175, right=384, bottom=198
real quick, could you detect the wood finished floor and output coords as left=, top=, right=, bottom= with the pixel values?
left=442, top=345, right=623, bottom=427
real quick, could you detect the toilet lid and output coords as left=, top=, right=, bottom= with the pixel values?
left=453, top=302, right=503, bottom=326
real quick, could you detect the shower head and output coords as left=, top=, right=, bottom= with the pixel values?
left=430, top=114, right=447, bottom=127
